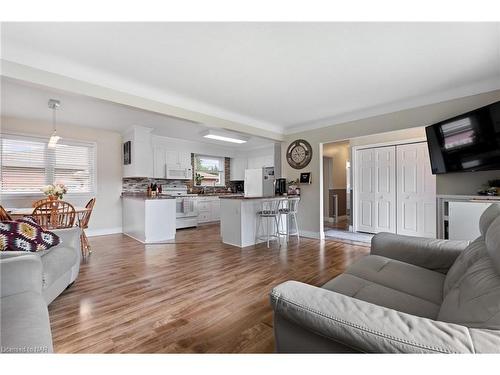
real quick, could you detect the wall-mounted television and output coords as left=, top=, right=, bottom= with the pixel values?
left=425, top=100, right=500, bottom=174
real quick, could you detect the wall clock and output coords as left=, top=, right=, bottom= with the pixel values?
left=286, top=139, right=312, bottom=169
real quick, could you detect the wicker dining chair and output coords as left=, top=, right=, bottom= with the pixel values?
left=78, top=197, right=96, bottom=257
left=32, top=197, right=51, bottom=208
left=32, top=200, right=76, bottom=230
left=0, top=205, right=12, bottom=221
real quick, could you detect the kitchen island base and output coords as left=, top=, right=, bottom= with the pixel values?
left=220, top=196, right=293, bottom=248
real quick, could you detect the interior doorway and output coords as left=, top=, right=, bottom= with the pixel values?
left=322, top=140, right=370, bottom=242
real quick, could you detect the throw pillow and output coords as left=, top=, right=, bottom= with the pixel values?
left=0, top=217, right=60, bottom=252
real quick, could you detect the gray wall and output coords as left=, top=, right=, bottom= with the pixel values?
left=282, top=89, right=500, bottom=237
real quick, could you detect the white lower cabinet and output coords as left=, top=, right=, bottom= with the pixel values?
left=197, top=197, right=220, bottom=223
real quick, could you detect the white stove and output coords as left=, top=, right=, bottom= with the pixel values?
left=163, top=185, right=198, bottom=229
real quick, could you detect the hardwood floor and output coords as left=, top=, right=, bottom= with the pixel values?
left=48, top=223, right=369, bottom=353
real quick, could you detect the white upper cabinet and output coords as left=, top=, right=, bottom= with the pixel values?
left=123, top=126, right=154, bottom=178
left=166, top=150, right=191, bottom=168
left=230, top=157, right=247, bottom=181
left=153, top=146, right=166, bottom=178
left=247, top=154, right=274, bottom=169
left=178, top=151, right=192, bottom=168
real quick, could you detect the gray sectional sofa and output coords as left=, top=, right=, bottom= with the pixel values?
left=271, top=203, right=500, bottom=353
left=0, top=227, right=81, bottom=353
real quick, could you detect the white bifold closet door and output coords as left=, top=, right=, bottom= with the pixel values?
left=356, top=146, right=396, bottom=233
left=355, top=142, right=436, bottom=238
left=396, top=143, right=436, bottom=238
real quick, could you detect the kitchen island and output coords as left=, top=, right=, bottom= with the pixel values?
left=220, top=196, right=296, bottom=248
left=122, top=194, right=176, bottom=243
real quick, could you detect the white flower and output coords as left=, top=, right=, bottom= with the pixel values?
left=41, top=184, right=55, bottom=195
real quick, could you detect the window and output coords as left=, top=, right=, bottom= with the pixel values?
left=194, top=155, right=225, bottom=186
left=1, top=134, right=96, bottom=195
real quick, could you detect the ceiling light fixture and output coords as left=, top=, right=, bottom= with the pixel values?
left=47, top=99, right=61, bottom=148
left=202, top=130, right=248, bottom=144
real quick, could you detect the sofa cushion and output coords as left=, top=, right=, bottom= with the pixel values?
left=344, top=255, right=446, bottom=304
left=322, top=273, right=440, bottom=319
left=479, top=203, right=500, bottom=236
left=0, top=218, right=60, bottom=252
left=0, top=291, right=53, bottom=353
left=39, top=244, right=77, bottom=289
left=485, top=215, right=500, bottom=274
left=443, top=237, right=487, bottom=296
left=438, top=256, right=500, bottom=330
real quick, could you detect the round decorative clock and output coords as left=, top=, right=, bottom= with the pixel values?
left=286, top=139, right=312, bottom=169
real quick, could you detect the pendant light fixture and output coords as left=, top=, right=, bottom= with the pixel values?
left=47, top=99, right=61, bottom=148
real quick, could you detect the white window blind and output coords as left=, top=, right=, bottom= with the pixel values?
left=1, top=134, right=96, bottom=195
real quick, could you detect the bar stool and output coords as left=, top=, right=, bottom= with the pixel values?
left=256, top=199, right=281, bottom=248
left=278, top=197, right=300, bottom=242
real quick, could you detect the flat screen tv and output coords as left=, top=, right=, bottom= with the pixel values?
left=425, top=100, right=500, bottom=174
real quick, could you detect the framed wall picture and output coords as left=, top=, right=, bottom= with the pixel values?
left=300, top=172, right=312, bottom=184
left=123, top=141, right=131, bottom=165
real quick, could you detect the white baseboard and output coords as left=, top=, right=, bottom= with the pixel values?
left=299, top=230, right=322, bottom=239
left=86, top=227, right=123, bottom=237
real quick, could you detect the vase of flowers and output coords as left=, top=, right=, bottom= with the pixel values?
left=42, top=183, right=68, bottom=200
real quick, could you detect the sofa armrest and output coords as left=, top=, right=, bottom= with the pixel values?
left=371, top=232, right=470, bottom=273
left=52, top=227, right=81, bottom=257
left=270, top=281, right=495, bottom=353
left=0, top=253, right=42, bottom=297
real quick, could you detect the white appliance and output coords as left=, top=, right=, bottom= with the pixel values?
left=163, top=184, right=198, bottom=229
left=244, top=167, right=275, bottom=198
left=449, top=201, right=492, bottom=240
left=166, top=165, right=193, bottom=180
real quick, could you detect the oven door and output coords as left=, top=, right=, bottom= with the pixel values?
left=176, top=197, right=198, bottom=218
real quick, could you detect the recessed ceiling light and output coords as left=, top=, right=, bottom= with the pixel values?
left=202, top=130, right=248, bottom=144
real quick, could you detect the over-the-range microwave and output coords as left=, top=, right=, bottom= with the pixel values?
left=166, top=165, right=193, bottom=180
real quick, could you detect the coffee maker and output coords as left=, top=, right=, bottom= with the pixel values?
left=275, top=178, right=287, bottom=195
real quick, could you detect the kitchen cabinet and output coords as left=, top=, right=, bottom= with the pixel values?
left=247, top=154, right=274, bottom=169
left=153, top=146, right=192, bottom=178
left=166, top=150, right=191, bottom=168
left=197, top=196, right=220, bottom=223
left=230, top=157, right=247, bottom=181
left=153, top=146, right=166, bottom=178
left=123, top=126, right=154, bottom=178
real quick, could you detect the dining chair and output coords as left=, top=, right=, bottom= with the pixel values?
left=32, top=197, right=51, bottom=208
left=32, top=200, right=76, bottom=230
left=0, top=205, right=12, bottom=221
left=78, top=197, right=96, bottom=257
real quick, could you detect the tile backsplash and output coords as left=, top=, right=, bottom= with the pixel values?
left=122, top=156, right=240, bottom=194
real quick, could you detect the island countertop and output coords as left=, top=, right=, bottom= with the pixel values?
left=219, top=195, right=299, bottom=200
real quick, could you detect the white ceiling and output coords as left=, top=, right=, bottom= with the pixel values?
left=0, top=78, right=275, bottom=150
left=1, top=22, right=500, bottom=134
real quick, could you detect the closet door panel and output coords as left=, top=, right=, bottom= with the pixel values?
left=374, top=147, right=396, bottom=233
left=356, top=149, right=376, bottom=233
left=396, top=143, right=436, bottom=238
left=355, top=147, right=396, bottom=234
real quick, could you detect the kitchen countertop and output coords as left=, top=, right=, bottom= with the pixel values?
left=121, top=193, right=176, bottom=200
left=219, top=195, right=300, bottom=200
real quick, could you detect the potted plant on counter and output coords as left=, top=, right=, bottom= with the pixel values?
left=195, top=173, right=203, bottom=186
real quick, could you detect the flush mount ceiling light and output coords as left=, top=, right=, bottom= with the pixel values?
left=47, top=99, right=61, bottom=148
left=201, top=129, right=249, bottom=144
